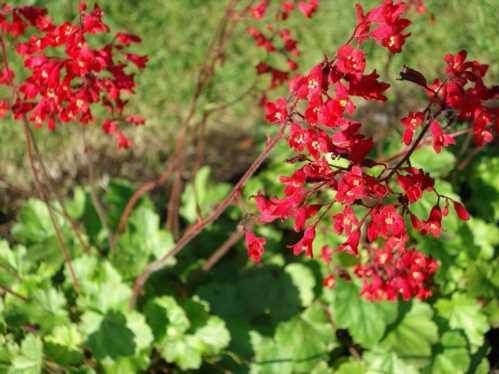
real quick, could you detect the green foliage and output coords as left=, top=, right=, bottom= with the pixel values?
left=325, top=279, right=398, bottom=348
left=180, top=166, right=231, bottom=224
left=1, top=146, right=498, bottom=372
left=250, top=304, right=338, bottom=374
left=145, top=296, right=230, bottom=370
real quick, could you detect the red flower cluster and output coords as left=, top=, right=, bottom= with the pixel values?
left=245, top=0, right=496, bottom=302
left=432, top=50, right=497, bottom=146
left=0, top=3, right=147, bottom=148
left=247, top=0, right=320, bottom=90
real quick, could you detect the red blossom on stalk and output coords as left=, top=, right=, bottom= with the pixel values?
left=431, top=120, right=456, bottom=153
left=245, top=231, right=266, bottom=263
left=401, top=111, right=425, bottom=145
left=298, top=0, right=319, bottom=19
left=0, top=2, right=148, bottom=148
left=238, top=0, right=496, bottom=302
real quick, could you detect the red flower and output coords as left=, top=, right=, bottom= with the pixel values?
left=251, top=0, right=269, bottom=20
left=126, top=115, right=146, bottom=126
left=348, top=70, right=390, bottom=101
left=290, top=226, right=316, bottom=257
left=245, top=231, right=267, bottom=263
left=265, top=97, right=288, bottom=124
left=367, top=205, right=405, bottom=241
left=332, top=206, right=358, bottom=235
left=336, top=44, right=366, bottom=76
left=431, top=120, right=456, bottom=153
left=421, top=205, right=442, bottom=237
left=294, top=204, right=321, bottom=232
left=400, top=111, right=424, bottom=145
left=320, top=245, right=333, bottom=263
left=298, top=0, right=319, bottom=19
left=336, top=166, right=365, bottom=205
left=0, top=100, right=10, bottom=118
left=453, top=201, right=470, bottom=221
left=125, top=53, right=149, bottom=69
left=115, top=32, right=142, bottom=46
left=337, top=229, right=360, bottom=256
left=397, top=168, right=434, bottom=203
left=288, top=123, right=311, bottom=152
left=323, top=274, right=336, bottom=288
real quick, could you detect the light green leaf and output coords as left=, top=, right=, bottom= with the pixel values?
left=364, top=350, right=418, bottom=374
left=158, top=334, right=204, bottom=370
left=327, top=279, right=398, bottom=348
left=285, top=263, right=316, bottom=307
left=429, top=331, right=470, bottom=374
left=180, top=166, right=231, bottom=223
left=250, top=303, right=338, bottom=374
left=336, top=360, right=366, bottom=374
left=380, top=301, right=438, bottom=366
left=9, top=334, right=43, bottom=374
left=81, top=311, right=137, bottom=361
left=483, top=299, right=499, bottom=328
left=195, top=316, right=231, bottom=355
left=69, top=257, right=131, bottom=313
left=112, top=206, right=175, bottom=279
left=145, top=296, right=190, bottom=341
left=146, top=295, right=229, bottom=370
left=412, top=146, right=455, bottom=177
left=435, top=293, right=489, bottom=352
left=4, top=285, right=69, bottom=334
left=44, top=324, right=84, bottom=366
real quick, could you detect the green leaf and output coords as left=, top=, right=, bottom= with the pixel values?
left=11, top=199, right=57, bottom=244
left=0, top=241, right=29, bottom=285
left=4, top=285, right=69, bottom=334
left=10, top=199, right=83, bottom=277
left=195, top=316, right=231, bottom=356
left=146, top=295, right=229, bottom=370
left=82, top=311, right=136, bottom=360
left=435, top=293, right=489, bottom=352
left=180, top=167, right=231, bottom=223
left=285, top=263, right=316, bottom=307
left=466, top=218, right=499, bottom=260
left=483, top=299, right=499, bottom=328
left=80, top=309, right=152, bottom=373
left=145, top=296, right=190, bottom=341
left=68, top=257, right=131, bottom=313
left=44, top=324, right=84, bottom=366
left=0, top=334, right=18, bottom=372
left=429, top=331, right=470, bottom=374
left=411, top=146, right=455, bottom=177
left=103, top=179, right=138, bottom=230
left=380, top=301, right=438, bottom=366
left=364, top=350, right=418, bottom=374
left=9, top=334, right=43, bottom=374
left=467, top=156, right=499, bottom=221
left=65, top=187, right=87, bottom=220
left=336, top=360, right=366, bottom=374
left=327, top=279, right=398, bottom=348
left=112, top=205, right=175, bottom=279
left=158, top=334, right=204, bottom=370
left=250, top=303, right=338, bottom=374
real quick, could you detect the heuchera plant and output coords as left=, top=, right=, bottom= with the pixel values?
left=244, top=0, right=498, bottom=301
left=1, top=0, right=497, bottom=307
left=0, top=2, right=147, bottom=148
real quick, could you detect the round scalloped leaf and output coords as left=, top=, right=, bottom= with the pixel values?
left=327, top=279, right=398, bottom=348
left=435, top=293, right=489, bottom=352
left=379, top=301, right=438, bottom=366
left=250, top=303, right=338, bottom=374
